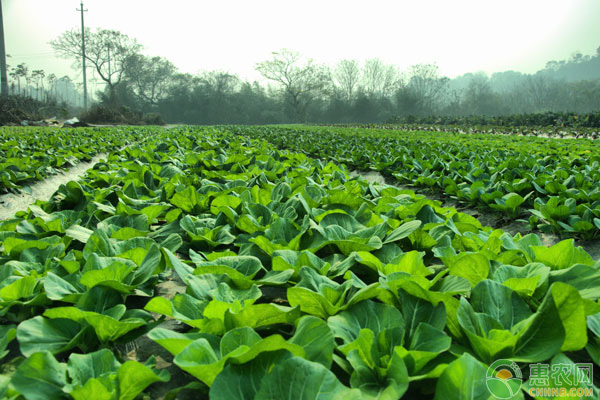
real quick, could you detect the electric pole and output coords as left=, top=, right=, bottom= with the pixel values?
left=0, top=0, right=9, bottom=97
left=77, top=1, right=88, bottom=109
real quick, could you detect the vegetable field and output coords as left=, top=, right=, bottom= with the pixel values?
left=229, top=125, right=600, bottom=240
left=0, top=125, right=599, bottom=399
left=0, top=127, right=141, bottom=192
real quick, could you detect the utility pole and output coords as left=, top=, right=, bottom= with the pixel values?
left=77, top=1, right=88, bottom=109
left=0, top=0, right=9, bottom=97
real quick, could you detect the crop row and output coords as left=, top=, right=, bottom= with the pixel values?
left=320, top=123, right=600, bottom=139
left=0, top=126, right=146, bottom=192
left=227, top=125, right=600, bottom=239
left=0, top=126, right=599, bottom=399
left=386, top=111, right=600, bottom=129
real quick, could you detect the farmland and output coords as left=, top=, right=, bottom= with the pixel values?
left=228, top=125, right=600, bottom=240
left=0, top=125, right=599, bottom=399
left=0, top=127, right=140, bottom=192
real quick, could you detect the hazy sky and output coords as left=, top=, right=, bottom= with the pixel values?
left=4, top=0, right=600, bottom=88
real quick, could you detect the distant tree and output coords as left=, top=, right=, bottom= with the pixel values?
left=24, top=69, right=33, bottom=98
left=569, top=80, right=600, bottom=112
left=199, top=71, right=240, bottom=123
left=256, top=49, right=330, bottom=121
left=333, top=59, right=360, bottom=101
left=15, top=63, right=28, bottom=96
left=32, top=69, right=45, bottom=101
left=159, top=73, right=198, bottom=122
left=462, top=73, right=504, bottom=115
left=9, top=67, right=18, bottom=95
left=46, top=73, right=56, bottom=100
left=50, top=28, right=142, bottom=105
left=522, top=74, right=554, bottom=112
left=124, top=54, right=175, bottom=107
left=403, top=64, right=449, bottom=115
left=361, top=59, right=401, bottom=98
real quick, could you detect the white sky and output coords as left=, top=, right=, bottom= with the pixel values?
left=4, top=0, right=600, bottom=89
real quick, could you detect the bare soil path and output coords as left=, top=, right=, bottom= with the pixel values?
left=0, top=154, right=107, bottom=221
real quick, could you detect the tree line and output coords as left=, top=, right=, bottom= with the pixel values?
left=30, top=28, right=600, bottom=124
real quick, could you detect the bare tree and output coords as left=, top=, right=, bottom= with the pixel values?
left=50, top=28, right=142, bottom=105
left=405, top=64, right=449, bottom=114
left=9, top=67, right=17, bottom=95
left=360, top=59, right=401, bottom=98
left=46, top=73, right=56, bottom=100
left=15, top=63, right=27, bottom=96
left=256, top=49, right=330, bottom=121
left=124, top=54, right=175, bottom=106
left=32, top=69, right=45, bottom=101
left=333, top=59, right=359, bottom=101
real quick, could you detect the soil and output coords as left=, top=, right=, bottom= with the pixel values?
left=351, top=169, right=600, bottom=260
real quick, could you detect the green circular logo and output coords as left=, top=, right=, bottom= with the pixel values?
left=486, top=359, right=523, bottom=399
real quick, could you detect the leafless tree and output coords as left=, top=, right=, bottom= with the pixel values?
left=333, top=59, right=360, bottom=101
left=405, top=64, right=449, bottom=114
left=50, top=28, right=142, bottom=105
left=14, top=63, right=27, bottom=96
left=256, top=49, right=330, bottom=121
left=32, top=69, right=45, bottom=101
left=361, top=59, right=401, bottom=98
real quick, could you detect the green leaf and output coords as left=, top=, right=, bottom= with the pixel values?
left=513, top=284, right=566, bottom=362
left=347, top=346, right=409, bottom=399
left=398, top=288, right=446, bottom=341
left=383, top=220, right=421, bottom=244
left=174, top=328, right=304, bottom=386
left=403, top=323, right=451, bottom=374
left=224, top=303, right=301, bottom=330
left=17, top=316, right=83, bottom=357
left=44, top=306, right=148, bottom=343
left=11, top=351, right=67, bottom=400
left=65, top=224, right=94, bottom=243
left=147, top=328, right=207, bottom=356
left=210, top=350, right=291, bottom=400
left=549, top=282, right=587, bottom=351
left=290, top=316, right=335, bottom=368
left=0, top=276, right=38, bottom=302
left=328, top=300, right=404, bottom=348
left=434, top=353, right=516, bottom=400
left=549, top=264, right=600, bottom=300
left=470, top=280, right=531, bottom=330
left=0, top=324, right=16, bottom=360
left=70, top=377, right=115, bottom=400
left=443, top=252, right=489, bottom=286
left=255, top=356, right=359, bottom=400
left=117, top=360, right=170, bottom=400
left=44, top=272, right=82, bottom=302
left=384, top=250, right=432, bottom=277
left=66, top=349, right=120, bottom=388
left=531, top=239, right=593, bottom=270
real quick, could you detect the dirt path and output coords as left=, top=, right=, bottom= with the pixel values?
left=0, top=154, right=106, bottom=221
left=351, top=169, right=600, bottom=259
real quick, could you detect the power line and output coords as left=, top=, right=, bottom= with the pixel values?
left=8, top=52, right=56, bottom=57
